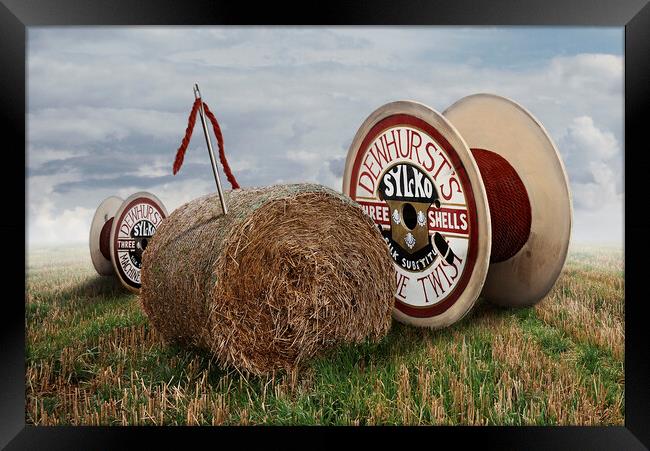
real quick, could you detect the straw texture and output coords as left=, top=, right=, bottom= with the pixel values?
left=140, top=184, right=395, bottom=375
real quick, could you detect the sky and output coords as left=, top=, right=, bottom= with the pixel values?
left=27, top=27, right=624, bottom=248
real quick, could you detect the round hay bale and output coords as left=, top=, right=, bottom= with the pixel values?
left=140, top=183, right=396, bottom=375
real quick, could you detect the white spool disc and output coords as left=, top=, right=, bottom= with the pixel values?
left=109, top=192, right=168, bottom=293
left=343, top=101, right=492, bottom=329
left=89, top=196, right=123, bottom=276
left=443, top=93, right=572, bottom=307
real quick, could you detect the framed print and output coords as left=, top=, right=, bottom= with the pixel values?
left=3, top=0, right=649, bottom=448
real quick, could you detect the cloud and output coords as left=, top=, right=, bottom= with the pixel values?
left=28, top=198, right=94, bottom=246
left=113, top=178, right=216, bottom=213
left=328, top=157, right=346, bottom=178
left=560, top=116, right=619, bottom=164
left=53, top=174, right=175, bottom=194
left=571, top=197, right=624, bottom=245
left=316, top=158, right=345, bottom=192
left=546, top=54, right=622, bottom=94
left=167, top=29, right=387, bottom=68
left=28, top=107, right=189, bottom=146
left=26, top=28, right=623, bottom=246
left=558, top=116, right=622, bottom=211
left=28, top=169, right=101, bottom=247
left=27, top=147, right=81, bottom=168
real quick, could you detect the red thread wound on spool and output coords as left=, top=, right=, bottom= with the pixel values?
left=99, top=217, right=114, bottom=261
left=470, top=148, right=531, bottom=263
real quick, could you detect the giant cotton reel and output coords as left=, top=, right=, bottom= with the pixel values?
left=343, top=96, right=572, bottom=328
left=89, top=192, right=168, bottom=292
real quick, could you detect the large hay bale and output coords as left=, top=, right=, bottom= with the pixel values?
left=140, top=184, right=396, bottom=375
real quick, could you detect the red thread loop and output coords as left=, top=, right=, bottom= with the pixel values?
left=172, top=98, right=240, bottom=190
left=172, top=98, right=201, bottom=176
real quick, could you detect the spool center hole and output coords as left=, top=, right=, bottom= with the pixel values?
left=402, top=203, right=417, bottom=230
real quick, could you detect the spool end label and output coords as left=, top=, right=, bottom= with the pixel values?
left=347, top=113, right=478, bottom=318
left=113, top=198, right=166, bottom=289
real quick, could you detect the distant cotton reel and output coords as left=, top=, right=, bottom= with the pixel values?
left=89, top=192, right=168, bottom=292
left=343, top=94, right=572, bottom=329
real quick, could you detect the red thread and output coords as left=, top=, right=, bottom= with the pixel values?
left=203, top=102, right=240, bottom=189
left=471, top=148, right=531, bottom=263
left=172, top=98, right=240, bottom=189
left=172, top=98, right=201, bottom=176
left=99, top=217, right=114, bottom=260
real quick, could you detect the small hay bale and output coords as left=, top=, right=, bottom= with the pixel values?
left=140, top=183, right=396, bottom=375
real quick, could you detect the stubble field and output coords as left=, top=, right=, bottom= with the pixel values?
left=25, top=244, right=624, bottom=425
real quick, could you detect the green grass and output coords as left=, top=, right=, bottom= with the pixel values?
left=25, top=244, right=624, bottom=425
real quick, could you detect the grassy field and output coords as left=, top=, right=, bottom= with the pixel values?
left=25, top=244, right=624, bottom=425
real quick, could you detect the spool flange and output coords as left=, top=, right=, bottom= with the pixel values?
left=89, top=192, right=168, bottom=293
left=89, top=196, right=123, bottom=276
left=343, top=100, right=492, bottom=329
left=443, top=93, right=572, bottom=307
left=109, top=192, right=168, bottom=293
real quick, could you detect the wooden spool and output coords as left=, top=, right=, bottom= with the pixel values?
left=443, top=94, right=572, bottom=308
left=343, top=95, right=571, bottom=328
left=89, top=192, right=168, bottom=292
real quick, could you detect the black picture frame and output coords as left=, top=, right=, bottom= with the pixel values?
left=4, top=0, right=648, bottom=448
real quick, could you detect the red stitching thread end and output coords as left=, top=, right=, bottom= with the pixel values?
left=172, top=98, right=239, bottom=190
left=203, top=103, right=240, bottom=190
left=172, top=98, right=201, bottom=176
